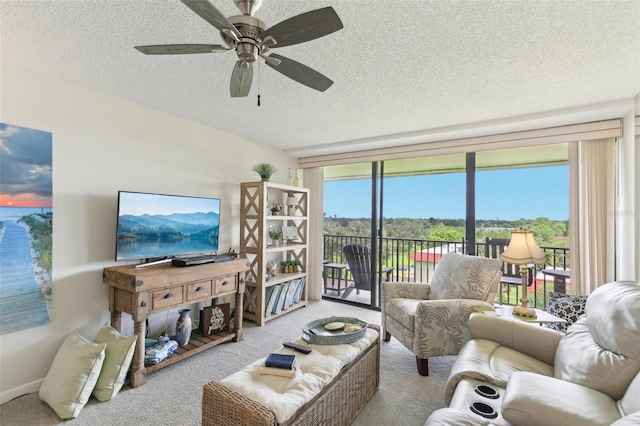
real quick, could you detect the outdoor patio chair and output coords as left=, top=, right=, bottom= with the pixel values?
left=341, top=244, right=393, bottom=300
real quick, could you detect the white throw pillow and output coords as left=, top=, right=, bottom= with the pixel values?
left=92, top=323, right=138, bottom=401
left=39, top=332, right=106, bottom=419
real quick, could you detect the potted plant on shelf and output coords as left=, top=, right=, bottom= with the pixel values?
left=268, top=229, right=282, bottom=247
left=280, top=260, right=293, bottom=273
left=252, top=163, right=277, bottom=181
left=270, top=203, right=283, bottom=216
left=293, top=259, right=303, bottom=272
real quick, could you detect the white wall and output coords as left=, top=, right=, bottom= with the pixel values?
left=0, top=64, right=298, bottom=402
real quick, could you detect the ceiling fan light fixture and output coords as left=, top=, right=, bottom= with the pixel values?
left=237, top=42, right=257, bottom=62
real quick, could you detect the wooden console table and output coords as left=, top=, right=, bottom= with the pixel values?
left=103, top=258, right=249, bottom=387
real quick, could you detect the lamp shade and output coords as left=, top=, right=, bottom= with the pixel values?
left=500, top=229, right=548, bottom=265
left=286, top=196, right=297, bottom=206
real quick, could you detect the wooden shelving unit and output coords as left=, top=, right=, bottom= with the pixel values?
left=240, top=181, right=308, bottom=326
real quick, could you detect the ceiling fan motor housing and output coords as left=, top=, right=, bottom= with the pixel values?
left=227, top=15, right=266, bottom=63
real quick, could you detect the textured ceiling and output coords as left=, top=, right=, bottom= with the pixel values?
left=2, top=0, right=639, bottom=157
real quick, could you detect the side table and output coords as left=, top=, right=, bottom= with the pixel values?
left=323, top=263, right=347, bottom=294
left=542, top=268, right=571, bottom=293
left=475, top=305, right=568, bottom=326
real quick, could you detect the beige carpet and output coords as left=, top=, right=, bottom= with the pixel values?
left=0, top=300, right=453, bottom=425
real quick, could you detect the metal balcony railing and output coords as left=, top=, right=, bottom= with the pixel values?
left=322, top=234, right=570, bottom=310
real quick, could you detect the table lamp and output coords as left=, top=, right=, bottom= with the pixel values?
left=499, top=228, right=548, bottom=318
left=286, top=196, right=297, bottom=215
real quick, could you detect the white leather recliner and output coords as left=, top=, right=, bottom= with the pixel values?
left=426, top=280, right=640, bottom=426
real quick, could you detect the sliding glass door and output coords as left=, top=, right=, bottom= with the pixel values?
left=322, top=145, right=569, bottom=311
left=322, top=162, right=383, bottom=308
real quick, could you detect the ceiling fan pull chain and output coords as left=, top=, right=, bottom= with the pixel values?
left=257, top=59, right=261, bottom=106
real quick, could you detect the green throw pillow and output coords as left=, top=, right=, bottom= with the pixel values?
left=39, top=332, right=106, bottom=419
left=92, top=323, right=137, bottom=401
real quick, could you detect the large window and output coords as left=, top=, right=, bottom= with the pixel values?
left=322, top=145, right=569, bottom=310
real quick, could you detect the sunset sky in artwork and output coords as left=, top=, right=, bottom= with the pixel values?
left=0, top=123, right=53, bottom=208
left=0, top=193, right=52, bottom=208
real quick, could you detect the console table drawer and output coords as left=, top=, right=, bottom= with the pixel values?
left=214, top=275, right=237, bottom=294
left=187, top=281, right=213, bottom=301
left=150, top=288, right=184, bottom=311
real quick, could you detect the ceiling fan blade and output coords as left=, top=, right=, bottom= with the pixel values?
left=230, top=61, right=253, bottom=97
left=134, top=44, right=229, bottom=55
left=180, top=0, right=242, bottom=41
left=265, top=53, right=333, bottom=92
left=260, top=7, right=343, bottom=48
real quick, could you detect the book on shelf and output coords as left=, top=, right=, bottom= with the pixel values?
left=265, top=353, right=296, bottom=370
left=262, top=285, right=275, bottom=315
left=268, top=284, right=284, bottom=316
left=265, top=284, right=280, bottom=316
left=293, top=277, right=306, bottom=304
left=282, top=281, right=297, bottom=310
left=274, top=282, right=290, bottom=314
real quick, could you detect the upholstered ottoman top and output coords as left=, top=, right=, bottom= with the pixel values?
left=220, top=328, right=379, bottom=424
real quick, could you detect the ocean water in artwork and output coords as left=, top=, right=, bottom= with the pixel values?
left=0, top=207, right=52, bottom=219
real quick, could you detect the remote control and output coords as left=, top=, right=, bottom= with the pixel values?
left=283, top=342, right=312, bottom=354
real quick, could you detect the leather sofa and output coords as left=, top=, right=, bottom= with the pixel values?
left=425, top=280, right=640, bottom=426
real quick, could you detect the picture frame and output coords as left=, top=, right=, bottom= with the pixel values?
left=200, top=303, right=230, bottom=334
left=282, top=225, right=298, bottom=241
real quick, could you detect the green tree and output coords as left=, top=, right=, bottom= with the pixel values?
left=426, top=223, right=464, bottom=241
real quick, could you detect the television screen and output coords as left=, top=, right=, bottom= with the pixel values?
left=115, top=191, right=221, bottom=261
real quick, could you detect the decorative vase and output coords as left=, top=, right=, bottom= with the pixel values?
left=175, top=309, right=192, bottom=346
left=293, top=169, right=299, bottom=186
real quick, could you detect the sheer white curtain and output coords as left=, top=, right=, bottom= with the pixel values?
left=568, top=138, right=616, bottom=295
left=302, top=167, right=325, bottom=300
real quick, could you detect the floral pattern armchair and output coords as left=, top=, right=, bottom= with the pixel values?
left=381, top=252, right=502, bottom=375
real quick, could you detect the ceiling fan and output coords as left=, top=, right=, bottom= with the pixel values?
left=135, top=0, right=343, bottom=97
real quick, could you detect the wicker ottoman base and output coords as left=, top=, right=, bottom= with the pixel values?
left=202, top=325, right=380, bottom=426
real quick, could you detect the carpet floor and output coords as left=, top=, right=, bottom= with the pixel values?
left=0, top=300, right=454, bottom=425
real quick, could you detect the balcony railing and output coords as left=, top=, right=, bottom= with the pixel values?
left=322, top=234, right=570, bottom=310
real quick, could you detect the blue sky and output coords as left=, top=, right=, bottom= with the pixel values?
left=324, top=165, right=569, bottom=221
left=119, top=192, right=220, bottom=216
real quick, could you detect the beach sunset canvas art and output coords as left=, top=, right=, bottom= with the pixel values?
left=0, top=122, right=53, bottom=334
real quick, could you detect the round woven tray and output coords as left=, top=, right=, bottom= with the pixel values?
left=302, top=316, right=368, bottom=345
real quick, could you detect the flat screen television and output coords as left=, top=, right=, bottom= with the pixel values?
left=115, top=191, right=221, bottom=262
